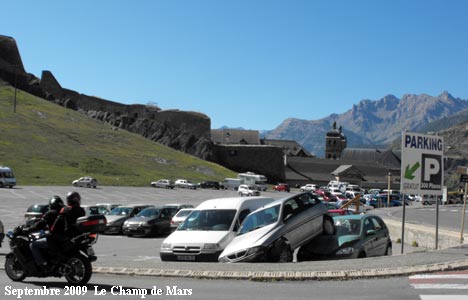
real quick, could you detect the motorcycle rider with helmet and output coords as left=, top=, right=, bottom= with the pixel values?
left=28, top=195, right=64, bottom=269
left=50, top=191, right=86, bottom=241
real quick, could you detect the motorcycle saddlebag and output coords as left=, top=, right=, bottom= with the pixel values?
left=76, top=215, right=107, bottom=233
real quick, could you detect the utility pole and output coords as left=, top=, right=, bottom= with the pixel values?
left=13, top=64, right=18, bottom=113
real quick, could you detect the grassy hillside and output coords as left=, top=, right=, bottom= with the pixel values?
left=0, top=82, right=236, bottom=186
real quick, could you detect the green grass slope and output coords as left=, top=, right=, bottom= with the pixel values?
left=0, top=82, right=236, bottom=186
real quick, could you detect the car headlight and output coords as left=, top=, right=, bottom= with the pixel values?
left=245, top=246, right=265, bottom=256
left=336, top=247, right=355, bottom=255
left=203, top=243, right=220, bottom=250
left=161, top=243, right=172, bottom=250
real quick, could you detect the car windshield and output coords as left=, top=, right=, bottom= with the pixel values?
left=334, top=218, right=361, bottom=235
left=175, top=210, right=192, bottom=218
left=137, top=208, right=161, bottom=218
left=109, top=207, right=133, bottom=216
left=238, top=205, right=280, bottom=235
left=178, top=209, right=236, bottom=231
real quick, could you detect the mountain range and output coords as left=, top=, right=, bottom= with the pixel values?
left=265, top=92, right=468, bottom=157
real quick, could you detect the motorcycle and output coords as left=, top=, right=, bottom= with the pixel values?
left=4, top=215, right=106, bottom=285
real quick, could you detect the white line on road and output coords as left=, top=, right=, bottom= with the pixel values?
left=420, top=296, right=468, bottom=300
left=412, top=284, right=468, bottom=289
left=411, top=274, right=468, bottom=280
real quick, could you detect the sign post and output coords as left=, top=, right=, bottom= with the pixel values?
left=459, top=169, right=468, bottom=243
left=401, top=132, right=444, bottom=252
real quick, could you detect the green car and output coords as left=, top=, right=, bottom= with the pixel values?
left=297, top=214, right=392, bottom=261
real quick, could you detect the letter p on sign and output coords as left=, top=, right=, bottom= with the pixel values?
left=424, top=157, right=440, bottom=181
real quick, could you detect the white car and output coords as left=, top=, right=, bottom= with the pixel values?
left=238, top=185, right=261, bottom=197
left=175, top=179, right=197, bottom=189
left=151, top=179, right=175, bottom=189
left=160, top=196, right=275, bottom=262
left=300, top=184, right=317, bottom=192
left=170, top=208, right=194, bottom=232
left=72, top=177, right=97, bottom=188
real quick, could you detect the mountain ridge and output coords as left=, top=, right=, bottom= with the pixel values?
left=266, top=92, right=468, bottom=157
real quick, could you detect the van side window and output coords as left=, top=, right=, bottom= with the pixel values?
left=234, top=209, right=251, bottom=231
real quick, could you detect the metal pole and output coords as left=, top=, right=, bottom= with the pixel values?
left=460, top=181, right=468, bottom=244
left=401, top=193, right=406, bottom=254
left=436, top=195, right=439, bottom=249
left=387, top=172, right=391, bottom=207
left=13, top=64, right=17, bottom=113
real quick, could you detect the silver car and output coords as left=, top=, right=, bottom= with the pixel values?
left=72, top=177, right=97, bottom=188
left=218, top=192, right=335, bottom=263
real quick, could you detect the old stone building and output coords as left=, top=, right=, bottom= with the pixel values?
left=325, top=121, right=347, bottom=160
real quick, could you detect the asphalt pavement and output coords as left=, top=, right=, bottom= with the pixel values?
left=1, top=186, right=468, bottom=281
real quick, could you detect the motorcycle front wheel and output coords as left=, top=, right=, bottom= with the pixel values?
left=5, top=254, right=26, bottom=282
left=64, top=256, right=92, bottom=285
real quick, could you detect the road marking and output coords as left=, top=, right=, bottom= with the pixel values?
left=411, top=274, right=468, bottom=280
left=420, top=296, right=468, bottom=300
left=413, top=284, right=468, bottom=289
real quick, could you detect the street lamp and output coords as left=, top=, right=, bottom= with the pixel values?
left=387, top=172, right=391, bottom=207
left=13, top=64, right=18, bottom=113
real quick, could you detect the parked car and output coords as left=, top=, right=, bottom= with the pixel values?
left=72, top=177, right=97, bottom=188
left=220, top=178, right=242, bottom=190
left=238, top=184, right=261, bottom=197
left=151, top=179, right=175, bottom=189
left=175, top=179, right=198, bottom=189
left=104, top=204, right=153, bottom=234
left=327, top=209, right=356, bottom=217
left=123, top=206, right=176, bottom=237
left=198, top=181, right=221, bottom=190
left=297, top=214, right=392, bottom=261
left=170, top=208, right=194, bottom=232
left=96, top=203, right=121, bottom=214
left=273, top=183, right=290, bottom=192
left=162, top=203, right=194, bottom=211
left=24, top=204, right=49, bottom=224
left=300, top=184, right=317, bottom=192
left=81, top=205, right=109, bottom=216
left=367, top=195, right=406, bottom=208
left=218, top=192, right=335, bottom=263
left=0, top=219, right=4, bottom=247
left=160, top=196, right=275, bottom=262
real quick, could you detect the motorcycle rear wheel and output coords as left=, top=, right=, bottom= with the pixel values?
left=5, top=254, right=26, bottom=282
left=64, top=256, right=92, bottom=285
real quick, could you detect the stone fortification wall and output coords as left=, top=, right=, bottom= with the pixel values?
left=40, top=70, right=213, bottom=159
left=212, top=145, right=286, bottom=183
left=0, top=35, right=44, bottom=97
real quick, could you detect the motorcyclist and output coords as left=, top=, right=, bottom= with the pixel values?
left=50, top=191, right=86, bottom=240
left=28, top=195, right=64, bottom=269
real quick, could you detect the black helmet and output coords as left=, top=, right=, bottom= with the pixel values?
left=49, top=195, right=64, bottom=211
left=66, top=191, right=81, bottom=206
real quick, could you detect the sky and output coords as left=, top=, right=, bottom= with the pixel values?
left=2, top=0, right=468, bottom=130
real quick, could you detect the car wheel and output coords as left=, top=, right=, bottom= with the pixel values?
left=271, top=240, right=293, bottom=263
left=358, top=251, right=366, bottom=258
left=322, top=216, right=335, bottom=235
left=278, top=242, right=293, bottom=263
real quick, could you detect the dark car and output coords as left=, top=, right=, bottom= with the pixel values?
left=198, top=181, right=221, bottom=190
left=104, top=204, right=153, bottom=234
left=24, top=204, right=49, bottom=224
left=297, top=214, right=392, bottom=261
left=123, top=206, right=177, bottom=237
left=273, top=183, right=290, bottom=192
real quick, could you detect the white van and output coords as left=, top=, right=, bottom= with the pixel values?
left=0, top=166, right=16, bottom=188
left=221, top=178, right=242, bottom=190
left=160, top=196, right=275, bottom=262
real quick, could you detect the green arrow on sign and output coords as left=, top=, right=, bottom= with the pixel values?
left=405, top=162, right=420, bottom=180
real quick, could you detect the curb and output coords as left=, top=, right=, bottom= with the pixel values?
left=2, top=257, right=468, bottom=281
left=92, top=258, right=468, bottom=281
